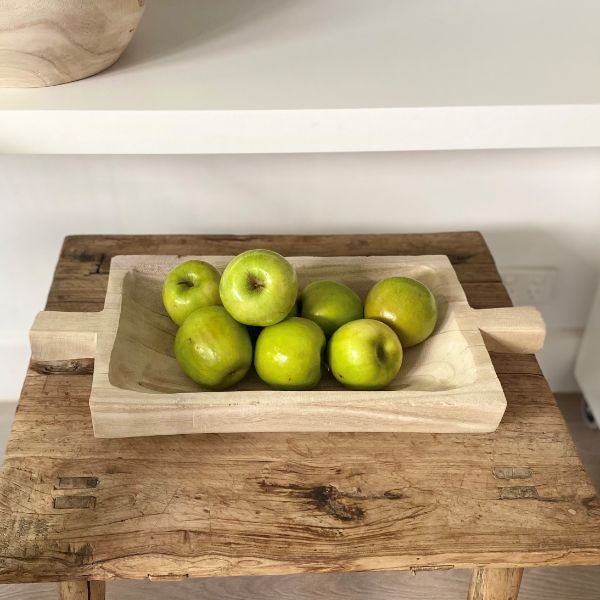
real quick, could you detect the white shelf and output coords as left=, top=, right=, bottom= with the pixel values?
left=2, top=0, right=600, bottom=154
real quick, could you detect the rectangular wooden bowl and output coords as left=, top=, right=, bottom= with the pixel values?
left=30, top=255, right=545, bottom=438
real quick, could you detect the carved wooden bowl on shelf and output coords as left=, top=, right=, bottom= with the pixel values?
left=30, top=255, right=545, bottom=438
left=0, top=0, right=145, bottom=87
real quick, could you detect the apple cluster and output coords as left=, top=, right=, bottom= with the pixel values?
left=162, top=250, right=438, bottom=391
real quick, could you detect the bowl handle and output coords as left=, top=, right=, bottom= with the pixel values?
left=474, top=306, right=546, bottom=353
left=29, top=310, right=105, bottom=363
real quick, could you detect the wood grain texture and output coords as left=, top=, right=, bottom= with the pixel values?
left=58, top=581, right=87, bottom=600
left=89, top=581, right=105, bottom=600
left=468, top=568, right=523, bottom=600
left=30, top=253, right=544, bottom=437
left=0, top=233, right=598, bottom=585
left=58, top=580, right=105, bottom=600
left=0, top=0, right=145, bottom=87
left=474, top=307, right=545, bottom=354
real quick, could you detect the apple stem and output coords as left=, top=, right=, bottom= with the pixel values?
left=247, top=274, right=266, bottom=291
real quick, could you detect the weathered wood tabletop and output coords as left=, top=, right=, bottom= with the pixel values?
left=1, top=233, right=599, bottom=599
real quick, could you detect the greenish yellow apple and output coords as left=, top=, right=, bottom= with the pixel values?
left=254, top=317, right=326, bottom=390
left=247, top=297, right=299, bottom=343
left=328, top=319, right=403, bottom=390
left=174, top=305, right=252, bottom=390
left=162, top=259, right=221, bottom=325
left=364, top=277, right=437, bottom=347
left=300, top=280, right=363, bottom=337
left=219, top=249, right=298, bottom=326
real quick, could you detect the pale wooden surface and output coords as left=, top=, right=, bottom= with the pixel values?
left=58, top=580, right=105, bottom=600
left=58, top=581, right=86, bottom=600
left=0, top=233, right=599, bottom=585
left=468, top=567, right=523, bottom=600
left=30, top=254, right=544, bottom=437
left=0, top=0, right=145, bottom=87
left=474, top=307, right=544, bottom=354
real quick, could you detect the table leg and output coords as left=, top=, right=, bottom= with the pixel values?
left=58, top=580, right=106, bottom=600
left=468, top=568, right=523, bottom=600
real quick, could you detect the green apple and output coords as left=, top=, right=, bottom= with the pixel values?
left=254, top=317, right=326, bottom=390
left=328, top=319, right=402, bottom=390
left=219, top=249, right=298, bottom=326
left=300, top=280, right=363, bottom=337
left=247, top=297, right=299, bottom=344
left=364, top=277, right=437, bottom=347
left=174, top=305, right=252, bottom=390
left=162, top=259, right=222, bottom=325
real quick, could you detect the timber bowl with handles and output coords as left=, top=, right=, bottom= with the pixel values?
left=30, top=255, right=546, bottom=438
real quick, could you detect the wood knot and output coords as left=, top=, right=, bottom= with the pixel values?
left=311, top=485, right=365, bottom=522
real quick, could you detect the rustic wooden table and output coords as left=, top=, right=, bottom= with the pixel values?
left=1, top=233, right=599, bottom=600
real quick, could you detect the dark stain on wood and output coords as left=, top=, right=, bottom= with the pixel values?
left=384, top=489, right=405, bottom=499
left=310, top=485, right=365, bottom=522
left=92, top=253, right=112, bottom=275
left=54, top=496, right=96, bottom=509
left=582, top=496, right=600, bottom=517
left=259, top=480, right=366, bottom=521
left=31, top=358, right=94, bottom=375
left=499, top=486, right=539, bottom=500
left=16, top=515, right=48, bottom=538
left=72, top=543, right=94, bottom=566
left=56, top=477, right=99, bottom=490
left=493, top=467, right=532, bottom=480
left=71, top=250, right=98, bottom=263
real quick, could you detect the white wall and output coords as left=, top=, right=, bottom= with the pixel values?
left=1, top=149, right=599, bottom=399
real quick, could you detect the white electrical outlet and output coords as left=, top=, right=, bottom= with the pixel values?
left=499, top=267, right=558, bottom=306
